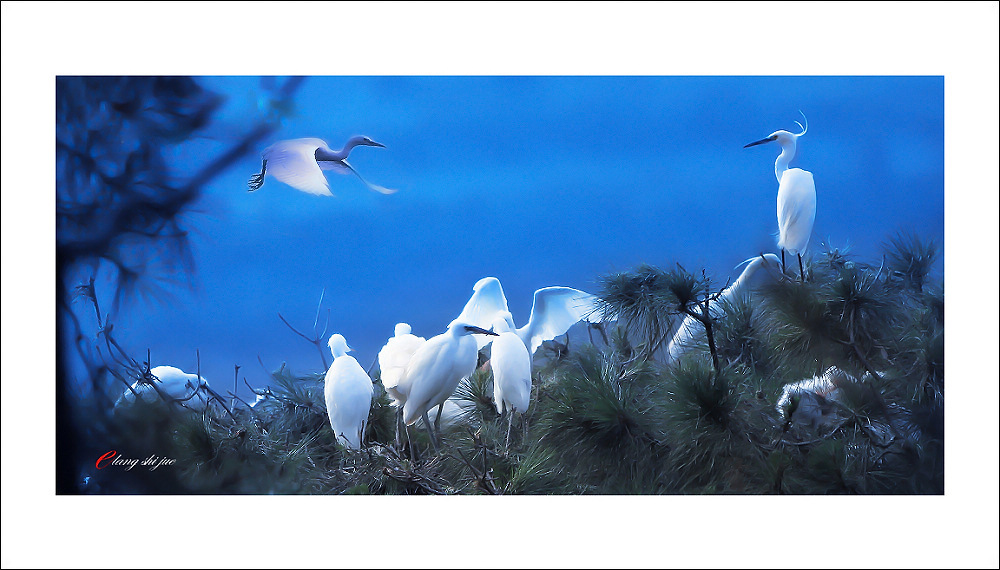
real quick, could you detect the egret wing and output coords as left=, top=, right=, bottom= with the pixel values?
left=262, top=138, right=332, bottom=196
left=518, top=287, right=602, bottom=355
left=776, top=168, right=816, bottom=254
left=455, top=277, right=510, bottom=349
left=325, top=355, right=374, bottom=450
left=318, top=161, right=353, bottom=175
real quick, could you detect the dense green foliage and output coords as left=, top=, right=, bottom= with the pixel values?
left=90, top=233, right=943, bottom=494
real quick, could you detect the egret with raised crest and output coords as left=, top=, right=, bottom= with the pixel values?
left=744, top=112, right=816, bottom=280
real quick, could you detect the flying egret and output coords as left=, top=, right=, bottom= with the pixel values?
left=115, top=365, right=226, bottom=412
left=744, top=113, right=817, bottom=280
left=247, top=136, right=397, bottom=196
left=488, top=311, right=533, bottom=450
left=397, top=319, right=497, bottom=453
left=324, top=334, right=375, bottom=450
left=666, top=253, right=782, bottom=363
left=455, top=276, right=605, bottom=355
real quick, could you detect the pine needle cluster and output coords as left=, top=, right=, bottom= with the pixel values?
left=78, top=231, right=942, bottom=495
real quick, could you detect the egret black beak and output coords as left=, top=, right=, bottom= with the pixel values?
left=744, top=135, right=777, bottom=148
left=465, top=325, right=498, bottom=336
left=369, top=140, right=386, bottom=149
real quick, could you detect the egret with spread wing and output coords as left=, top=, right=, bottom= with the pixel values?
left=455, top=276, right=605, bottom=355
left=248, top=136, right=396, bottom=196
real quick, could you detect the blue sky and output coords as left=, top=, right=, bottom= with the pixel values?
left=93, top=75, right=943, bottom=398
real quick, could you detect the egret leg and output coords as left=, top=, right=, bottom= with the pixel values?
left=781, top=249, right=787, bottom=276
left=422, top=409, right=440, bottom=453
left=434, top=404, right=443, bottom=436
left=797, top=254, right=805, bottom=281
left=247, top=159, right=267, bottom=191
left=403, top=423, right=418, bottom=463
left=394, top=408, right=403, bottom=451
left=505, top=409, right=515, bottom=453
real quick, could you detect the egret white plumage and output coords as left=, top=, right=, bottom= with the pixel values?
left=115, top=365, right=224, bottom=412
left=323, top=334, right=375, bottom=450
left=455, top=276, right=605, bottom=355
left=377, top=323, right=427, bottom=407
left=744, top=112, right=817, bottom=280
left=247, top=136, right=396, bottom=196
left=376, top=322, right=427, bottom=449
left=397, top=319, right=497, bottom=453
left=488, top=311, right=533, bottom=450
left=666, top=253, right=782, bottom=363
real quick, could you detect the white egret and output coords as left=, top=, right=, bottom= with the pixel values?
left=377, top=323, right=427, bottom=407
left=455, top=276, right=604, bottom=355
left=115, top=365, right=224, bottom=412
left=744, top=113, right=816, bottom=280
left=488, top=311, right=532, bottom=450
left=376, top=322, right=427, bottom=449
left=666, top=253, right=782, bottom=363
left=323, top=334, right=375, bottom=450
left=247, top=136, right=396, bottom=196
left=398, top=319, right=498, bottom=452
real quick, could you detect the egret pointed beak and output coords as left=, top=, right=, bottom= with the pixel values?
left=744, top=135, right=777, bottom=148
left=369, top=140, right=386, bottom=149
left=465, top=325, right=498, bottom=336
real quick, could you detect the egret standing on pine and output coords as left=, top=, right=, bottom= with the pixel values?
left=324, top=334, right=375, bottom=450
left=744, top=112, right=816, bottom=280
left=397, top=319, right=497, bottom=455
left=377, top=322, right=427, bottom=448
left=248, top=136, right=396, bottom=196
left=488, top=311, right=533, bottom=450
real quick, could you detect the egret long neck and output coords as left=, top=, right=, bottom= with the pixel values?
left=326, top=138, right=363, bottom=161
left=315, top=145, right=348, bottom=162
left=774, top=140, right=797, bottom=183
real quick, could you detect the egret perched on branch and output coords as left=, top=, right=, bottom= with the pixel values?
left=115, top=365, right=226, bottom=412
left=744, top=112, right=816, bottom=280
left=377, top=322, right=427, bottom=449
left=377, top=323, right=427, bottom=407
left=247, top=136, right=396, bottom=196
left=666, top=254, right=782, bottom=363
left=456, top=277, right=605, bottom=355
left=489, top=311, right=532, bottom=450
left=324, top=334, right=374, bottom=450
left=397, top=319, right=497, bottom=453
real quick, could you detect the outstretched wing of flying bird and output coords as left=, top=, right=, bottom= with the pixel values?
left=262, top=138, right=333, bottom=196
